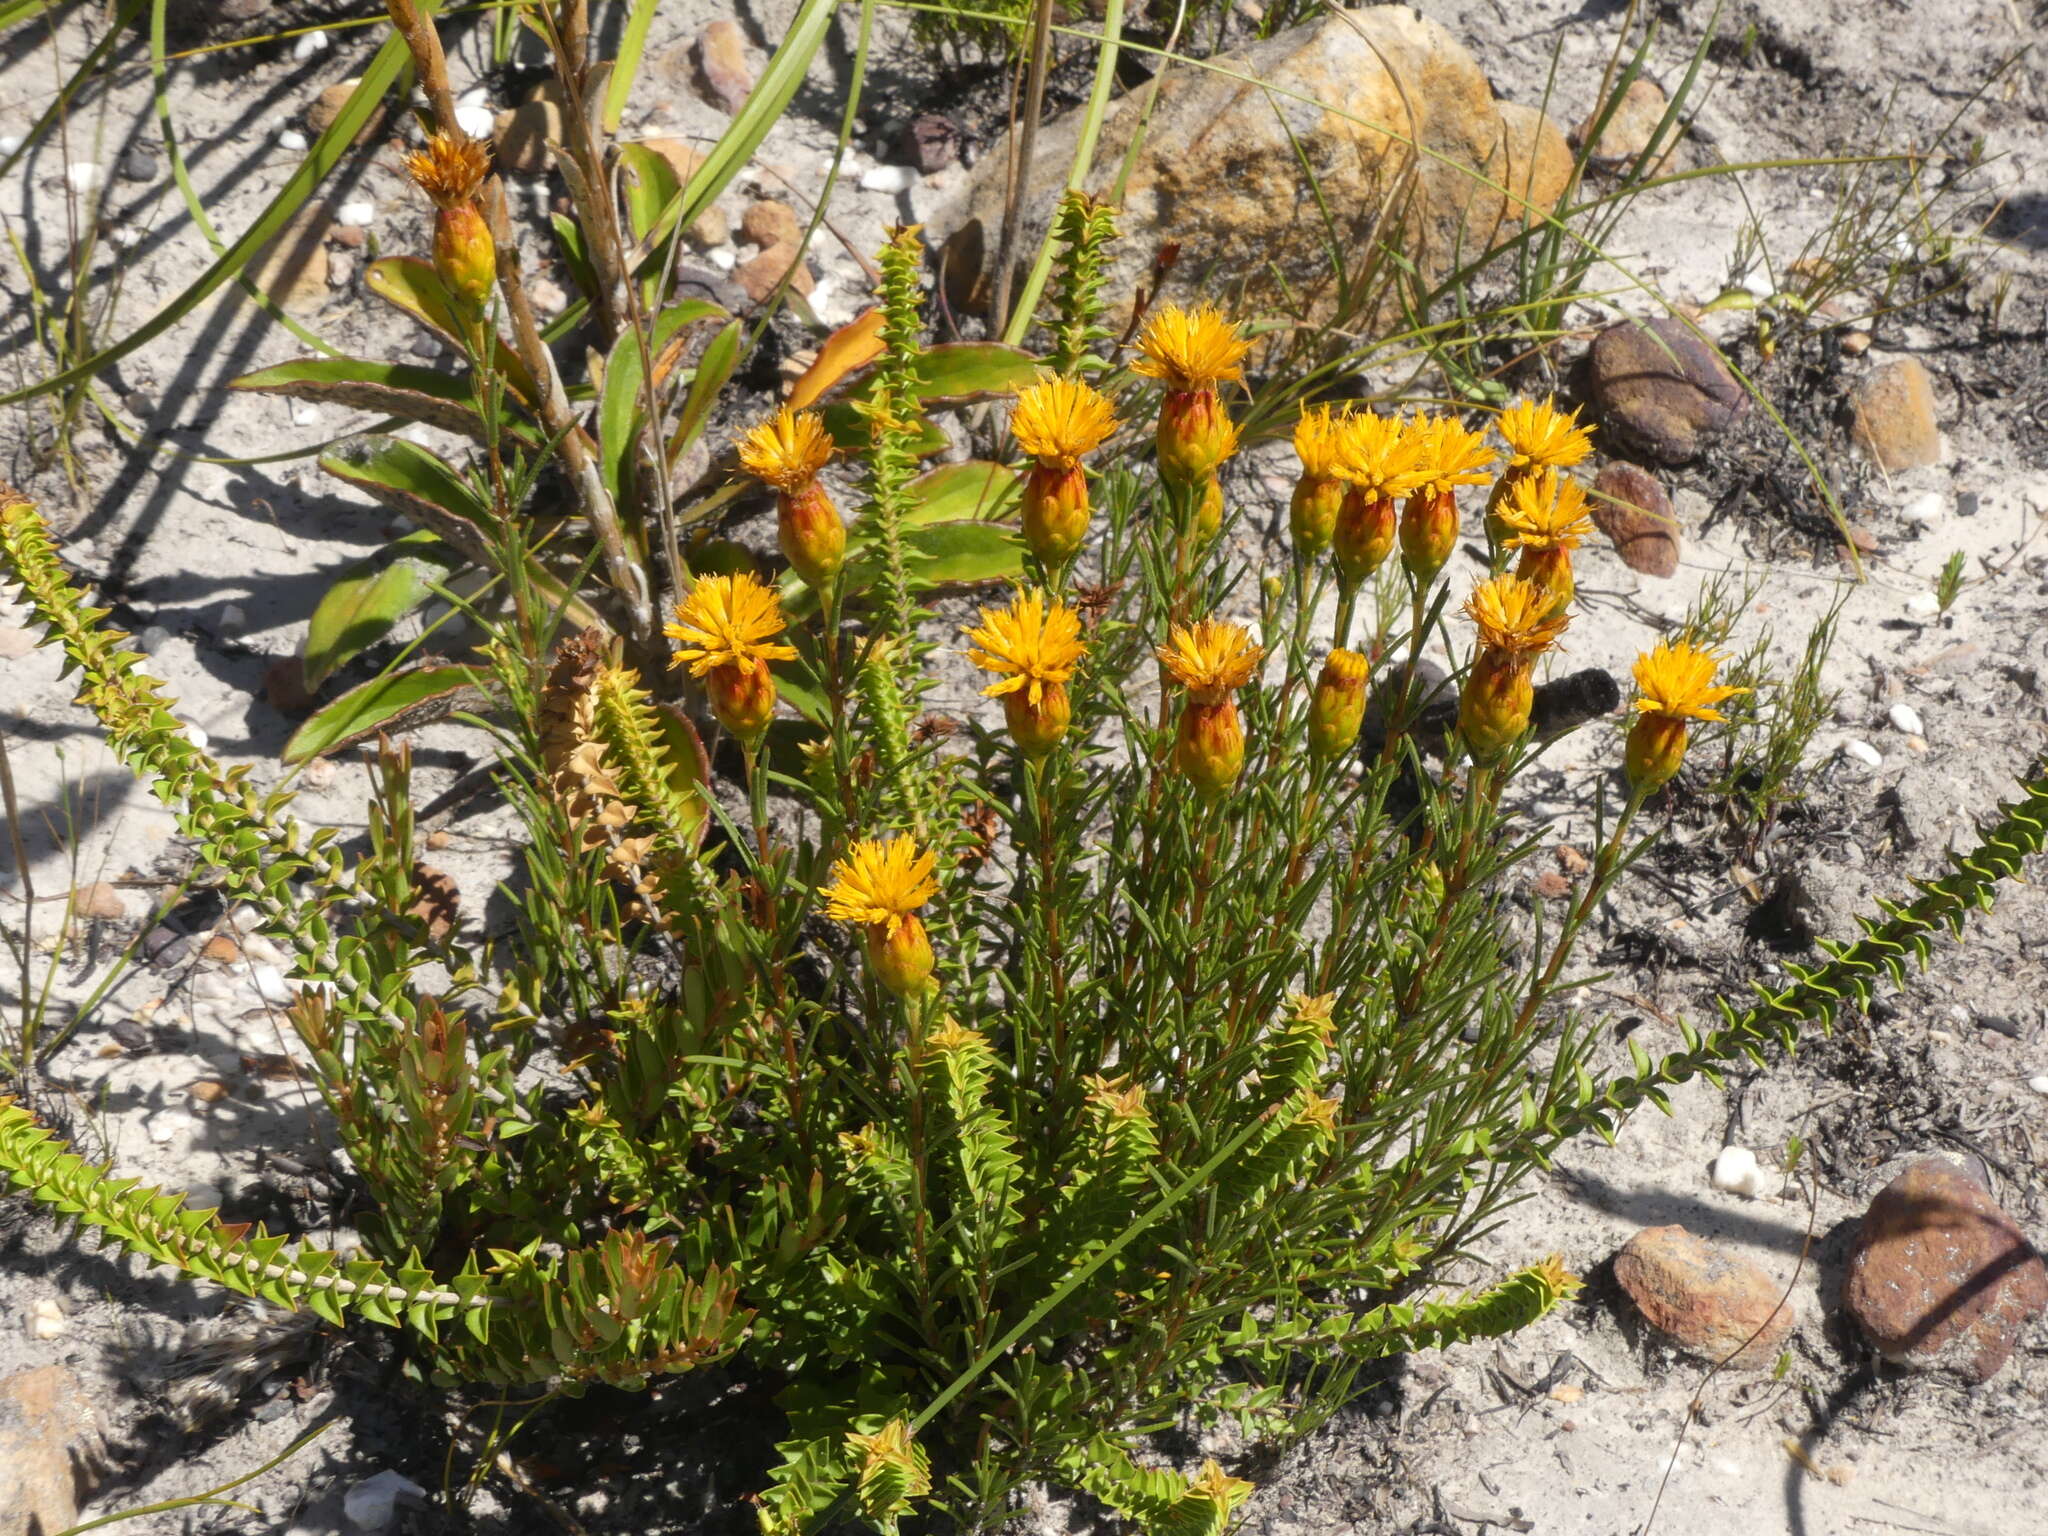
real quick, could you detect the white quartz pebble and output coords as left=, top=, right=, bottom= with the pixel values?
left=1887, top=702, right=1924, bottom=736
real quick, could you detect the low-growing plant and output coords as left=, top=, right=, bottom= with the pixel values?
left=9, top=184, right=2048, bottom=1531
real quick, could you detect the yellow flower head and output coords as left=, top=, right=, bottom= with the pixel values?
left=403, top=130, right=491, bottom=211
left=1496, top=396, right=1595, bottom=472
left=1338, top=411, right=1430, bottom=503
left=1157, top=618, right=1264, bottom=702
left=663, top=572, right=799, bottom=677
left=738, top=407, right=834, bottom=491
left=823, top=835, right=939, bottom=936
left=1464, top=574, right=1570, bottom=655
left=1012, top=374, right=1117, bottom=468
left=1408, top=414, right=1498, bottom=499
left=1293, top=403, right=1349, bottom=479
left=965, top=589, right=1086, bottom=708
left=1632, top=639, right=1748, bottom=722
left=1499, top=470, right=1593, bottom=552
left=1131, top=303, right=1250, bottom=392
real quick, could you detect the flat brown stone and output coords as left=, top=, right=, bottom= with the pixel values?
left=1848, top=358, right=1941, bottom=471
left=1586, top=318, right=1747, bottom=465
left=1590, top=462, right=1678, bottom=576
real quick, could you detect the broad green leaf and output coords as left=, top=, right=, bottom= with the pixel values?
left=320, top=437, right=490, bottom=562
left=904, top=520, right=1024, bottom=586
left=229, top=358, right=532, bottom=446
left=905, top=462, right=1020, bottom=528
left=301, top=530, right=463, bottom=691
left=901, top=343, right=1042, bottom=404
left=820, top=405, right=948, bottom=458
left=364, top=258, right=537, bottom=403
left=616, top=141, right=682, bottom=247
left=283, top=665, right=490, bottom=764
left=654, top=704, right=712, bottom=846
left=598, top=328, right=647, bottom=508
left=671, top=318, right=743, bottom=463
left=550, top=213, right=600, bottom=312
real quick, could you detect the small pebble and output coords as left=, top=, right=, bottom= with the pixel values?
left=218, top=603, right=247, bottom=631
left=1903, top=591, right=1941, bottom=619
left=290, top=400, right=323, bottom=426
left=1738, top=267, right=1774, bottom=298
left=1841, top=739, right=1883, bottom=768
left=707, top=246, right=736, bottom=271
left=1887, top=702, right=1924, bottom=736
left=240, top=933, right=288, bottom=967
left=336, top=200, right=375, bottom=227
left=149, top=1111, right=195, bottom=1146
left=277, top=128, right=309, bottom=152
left=136, top=624, right=173, bottom=655
left=65, top=160, right=100, bottom=192
left=118, top=146, right=158, bottom=182
left=858, top=163, right=918, bottom=194
left=110, top=1018, right=152, bottom=1050
left=25, top=1298, right=66, bottom=1340
left=1711, top=1145, right=1782, bottom=1200
left=454, top=102, right=495, bottom=140
left=250, top=963, right=295, bottom=1008
left=292, top=30, right=330, bottom=61
left=2028, top=1076, right=2048, bottom=1096
left=185, top=1183, right=223, bottom=1210
left=0, top=134, right=22, bottom=156
left=1900, top=491, right=1947, bottom=526
left=180, top=719, right=210, bottom=753
left=343, top=1471, right=426, bottom=1533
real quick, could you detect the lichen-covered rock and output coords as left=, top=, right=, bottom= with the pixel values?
left=1842, top=1157, right=2047, bottom=1382
left=1613, top=1224, right=1796, bottom=1368
left=941, top=11, right=1521, bottom=323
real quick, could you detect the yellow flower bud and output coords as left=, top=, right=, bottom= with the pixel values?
left=1022, top=461, right=1091, bottom=565
left=1482, top=472, right=1522, bottom=557
left=433, top=203, right=497, bottom=313
left=1001, top=679, right=1071, bottom=758
left=778, top=479, right=845, bottom=590
left=1514, top=543, right=1574, bottom=619
left=1308, top=648, right=1371, bottom=759
left=866, top=912, right=936, bottom=997
left=1192, top=472, right=1224, bottom=544
left=704, top=657, right=777, bottom=743
left=1459, top=647, right=1534, bottom=760
left=1175, top=698, right=1245, bottom=798
left=1157, top=388, right=1238, bottom=488
left=1399, top=487, right=1461, bottom=587
left=1333, top=488, right=1397, bottom=585
left=1625, top=711, right=1689, bottom=793
left=1335, top=491, right=1396, bottom=585
left=1291, top=473, right=1344, bottom=558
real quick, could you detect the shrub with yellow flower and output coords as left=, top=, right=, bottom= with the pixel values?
left=1011, top=374, right=1117, bottom=567
left=1485, top=396, right=1595, bottom=553
left=1332, top=411, right=1427, bottom=587
left=738, top=407, right=843, bottom=591
left=1308, top=648, right=1371, bottom=760
left=965, top=589, right=1087, bottom=757
left=663, top=571, right=798, bottom=744
left=1625, top=640, right=1747, bottom=793
left=1459, top=574, right=1569, bottom=760
left=1400, top=415, right=1494, bottom=589
left=1131, top=304, right=1248, bottom=490
left=401, top=131, right=495, bottom=315
left=1157, top=619, right=1264, bottom=797
left=1289, top=405, right=1349, bottom=559
left=823, top=835, right=940, bottom=996
left=1497, top=470, right=1593, bottom=619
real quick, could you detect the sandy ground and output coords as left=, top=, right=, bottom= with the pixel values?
left=2, top=1, right=2045, bottom=1532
